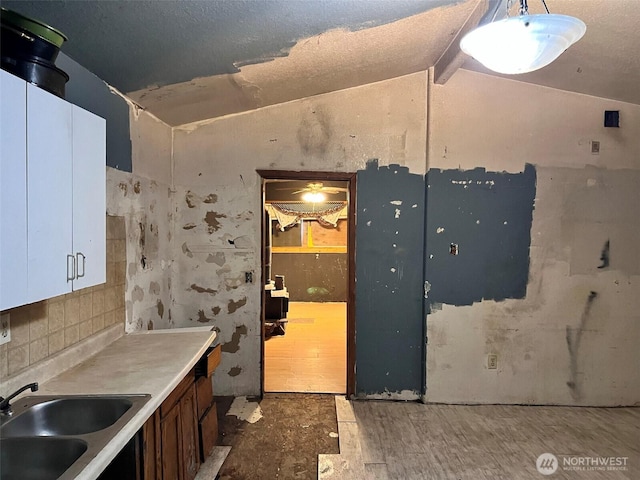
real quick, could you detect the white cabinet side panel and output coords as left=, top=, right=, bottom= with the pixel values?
left=27, top=85, right=73, bottom=302
left=0, top=71, right=28, bottom=310
left=72, top=106, right=106, bottom=289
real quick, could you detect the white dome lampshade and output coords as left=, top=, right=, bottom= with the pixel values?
left=460, top=14, right=586, bottom=74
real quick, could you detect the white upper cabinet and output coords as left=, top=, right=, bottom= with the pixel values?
left=0, top=70, right=106, bottom=310
left=72, top=105, right=106, bottom=290
left=0, top=70, right=28, bottom=310
left=27, top=82, right=74, bottom=303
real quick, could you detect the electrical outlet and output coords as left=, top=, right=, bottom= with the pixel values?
left=487, top=354, right=498, bottom=370
left=0, top=313, right=11, bottom=346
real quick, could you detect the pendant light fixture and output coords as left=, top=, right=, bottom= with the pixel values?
left=460, top=0, right=586, bottom=75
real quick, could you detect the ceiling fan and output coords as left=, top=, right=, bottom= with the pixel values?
left=284, top=182, right=348, bottom=203
left=290, top=182, right=348, bottom=195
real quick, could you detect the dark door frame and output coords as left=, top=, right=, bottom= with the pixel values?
left=257, top=169, right=356, bottom=398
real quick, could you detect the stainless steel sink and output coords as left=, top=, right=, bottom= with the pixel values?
left=0, top=437, right=88, bottom=480
left=1, top=397, right=133, bottom=436
left=0, top=394, right=151, bottom=480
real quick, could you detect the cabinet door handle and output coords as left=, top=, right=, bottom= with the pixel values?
left=76, top=252, right=86, bottom=278
left=66, top=254, right=76, bottom=282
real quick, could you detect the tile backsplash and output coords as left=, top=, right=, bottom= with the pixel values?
left=0, top=215, right=126, bottom=381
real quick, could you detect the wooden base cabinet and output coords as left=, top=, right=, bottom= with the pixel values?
left=141, top=346, right=221, bottom=480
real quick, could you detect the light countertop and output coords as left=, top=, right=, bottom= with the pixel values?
left=34, top=327, right=217, bottom=479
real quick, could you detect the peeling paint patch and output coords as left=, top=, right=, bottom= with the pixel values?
left=598, top=240, right=610, bottom=269
left=132, top=285, right=144, bottom=303
left=394, top=208, right=401, bottom=218
left=228, top=366, right=242, bottom=377
left=228, top=297, right=247, bottom=314
left=182, top=242, right=193, bottom=258
left=221, top=325, right=248, bottom=353
left=206, top=252, right=226, bottom=266
left=133, top=181, right=141, bottom=194
left=183, top=223, right=197, bottom=230
left=147, top=320, right=154, bottom=330
left=205, top=211, right=226, bottom=233
left=157, top=300, right=164, bottom=319
left=118, top=182, right=128, bottom=195
left=149, top=281, right=161, bottom=295
left=185, top=190, right=198, bottom=208
left=212, top=306, right=221, bottom=316
left=195, top=310, right=214, bottom=323
left=226, top=396, right=263, bottom=424
left=203, top=193, right=218, bottom=204
left=190, top=284, right=217, bottom=294
left=390, top=200, right=403, bottom=205
left=361, top=389, right=420, bottom=401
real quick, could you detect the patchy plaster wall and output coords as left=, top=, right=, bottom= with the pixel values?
left=424, top=70, right=640, bottom=406
left=172, top=73, right=428, bottom=396
left=105, top=107, right=173, bottom=333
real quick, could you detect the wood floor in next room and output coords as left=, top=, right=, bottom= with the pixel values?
left=265, top=301, right=346, bottom=394
left=321, top=398, right=640, bottom=480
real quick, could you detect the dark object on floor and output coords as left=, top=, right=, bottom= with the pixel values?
left=215, top=394, right=339, bottom=480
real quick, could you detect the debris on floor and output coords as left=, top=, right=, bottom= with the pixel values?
left=215, top=394, right=339, bottom=480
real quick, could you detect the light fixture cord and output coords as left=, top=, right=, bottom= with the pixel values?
left=540, top=0, right=550, bottom=14
left=519, top=0, right=529, bottom=15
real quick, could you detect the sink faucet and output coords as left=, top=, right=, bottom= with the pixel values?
left=0, top=382, right=39, bottom=416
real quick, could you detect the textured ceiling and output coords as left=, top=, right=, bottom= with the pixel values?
left=3, top=0, right=639, bottom=126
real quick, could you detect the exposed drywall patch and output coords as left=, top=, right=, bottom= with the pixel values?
left=182, top=242, right=194, bottom=258
left=425, top=164, right=536, bottom=310
left=360, top=389, right=420, bottom=401
left=206, top=252, right=226, bottom=266
left=185, top=191, right=198, bottom=208
left=190, top=284, right=218, bottom=295
left=195, top=310, right=215, bottom=323
left=132, top=285, right=144, bottom=303
left=228, top=297, right=248, bottom=314
left=355, top=159, right=425, bottom=397
left=205, top=211, right=226, bottom=233
left=149, top=281, right=161, bottom=295
left=566, top=291, right=598, bottom=401
left=221, top=325, right=248, bottom=353
left=228, top=366, right=242, bottom=377
left=157, top=300, right=164, bottom=319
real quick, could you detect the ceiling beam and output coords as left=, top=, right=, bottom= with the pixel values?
left=433, top=0, right=503, bottom=85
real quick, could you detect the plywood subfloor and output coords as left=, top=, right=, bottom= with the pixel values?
left=265, top=301, right=346, bottom=393
left=320, top=397, right=640, bottom=479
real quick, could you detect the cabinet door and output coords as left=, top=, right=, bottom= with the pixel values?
left=160, top=404, right=182, bottom=480
left=72, top=105, right=106, bottom=290
left=0, top=70, right=28, bottom=310
left=26, top=83, right=73, bottom=302
left=180, top=384, right=200, bottom=480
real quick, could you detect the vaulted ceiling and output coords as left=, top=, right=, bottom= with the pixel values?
left=4, top=0, right=640, bottom=126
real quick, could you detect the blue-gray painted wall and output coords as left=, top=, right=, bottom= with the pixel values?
left=355, top=160, right=426, bottom=397
left=56, top=53, right=132, bottom=172
left=424, top=165, right=537, bottom=310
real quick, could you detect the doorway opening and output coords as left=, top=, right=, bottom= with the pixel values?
left=257, top=170, right=356, bottom=397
